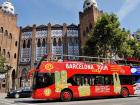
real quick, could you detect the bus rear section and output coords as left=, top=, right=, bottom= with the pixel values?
left=131, top=66, right=140, bottom=95
left=32, top=60, right=135, bottom=101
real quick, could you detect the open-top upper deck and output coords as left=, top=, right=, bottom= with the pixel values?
left=37, top=54, right=131, bottom=75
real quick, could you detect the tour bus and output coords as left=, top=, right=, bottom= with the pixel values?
left=31, top=54, right=135, bottom=101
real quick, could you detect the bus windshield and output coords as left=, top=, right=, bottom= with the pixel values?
left=33, top=72, right=54, bottom=89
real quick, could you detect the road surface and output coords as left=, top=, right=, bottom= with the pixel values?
left=0, top=94, right=140, bottom=105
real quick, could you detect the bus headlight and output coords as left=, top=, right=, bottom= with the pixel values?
left=44, top=88, right=51, bottom=96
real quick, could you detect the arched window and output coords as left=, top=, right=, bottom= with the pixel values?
left=14, top=53, right=16, bottom=59
left=27, top=40, right=30, bottom=48
left=53, top=38, right=57, bottom=46
left=23, top=40, right=26, bottom=48
left=15, top=41, right=18, bottom=47
left=42, top=38, right=46, bottom=47
left=9, top=33, right=12, bottom=39
left=37, top=39, right=41, bottom=47
left=58, top=38, right=62, bottom=46
left=4, top=30, right=8, bottom=36
left=0, top=27, right=3, bottom=33
left=75, top=38, right=78, bottom=45
left=3, top=49, right=6, bottom=56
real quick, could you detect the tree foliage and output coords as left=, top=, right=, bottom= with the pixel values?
left=0, top=54, right=6, bottom=73
left=127, top=38, right=140, bottom=58
left=84, top=13, right=134, bottom=58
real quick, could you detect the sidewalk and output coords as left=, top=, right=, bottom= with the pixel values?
left=0, top=93, right=7, bottom=99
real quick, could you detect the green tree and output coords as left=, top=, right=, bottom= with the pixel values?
left=0, top=54, right=6, bottom=73
left=84, top=13, right=132, bottom=58
left=127, top=38, right=140, bottom=58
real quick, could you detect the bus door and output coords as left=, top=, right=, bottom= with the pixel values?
left=54, top=70, right=68, bottom=93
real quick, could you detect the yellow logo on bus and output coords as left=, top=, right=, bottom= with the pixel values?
left=44, top=88, right=51, bottom=96
left=45, top=63, right=54, bottom=71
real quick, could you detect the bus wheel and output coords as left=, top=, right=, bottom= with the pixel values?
left=60, top=90, right=73, bottom=102
left=121, top=88, right=129, bottom=98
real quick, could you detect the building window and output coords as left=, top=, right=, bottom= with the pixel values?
left=75, top=38, right=78, bottom=45
left=2, top=84, right=5, bottom=88
left=37, top=39, right=41, bottom=47
left=53, top=38, right=57, bottom=46
left=14, top=53, right=16, bottom=59
left=15, top=41, right=18, bottom=47
left=86, top=3, right=90, bottom=6
left=23, top=40, right=26, bottom=48
left=9, top=33, right=12, bottom=39
left=10, top=8, right=13, bottom=11
left=4, top=30, right=8, bottom=36
left=0, top=27, right=3, bottom=33
left=58, top=38, right=62, bottom=46
left=42, top=38, right=46, bottom=47
left=4, top=6, right=8, bottom=9
left=27, top=40, right=30, bottom=48
left=7, top=52, right=10, bottom=59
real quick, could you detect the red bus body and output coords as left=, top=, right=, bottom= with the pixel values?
left=32, top=61, right=134, bottom=101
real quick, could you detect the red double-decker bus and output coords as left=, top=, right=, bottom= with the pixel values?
left=31, top=55, right=135, bottom=101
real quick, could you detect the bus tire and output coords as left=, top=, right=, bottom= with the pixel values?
left=121, top=88, right=129, bottom=98
left=60, top=90, right=73, bottom=102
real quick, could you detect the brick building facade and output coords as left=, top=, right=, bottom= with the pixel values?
left=18, top=23, right=80, bottom=87
left=0, top=0, right=20, bottom=92
left=79, top=6, right=102, bottom=55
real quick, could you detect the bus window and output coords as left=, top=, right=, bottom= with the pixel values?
left=120, top=75, right=132, bottom=85
left=89, top=76, right=95, bottom=86
left=84, top=77, right=89, bottom=86
left=95, top=76, right=104, bottom=86
left=104, top=75, right=113, bottom=85
left=76, top=76, right=81, bottom=86
left=132, top=76, right=140, bottom=84
left=33, top=73, right=54, bottom=89
left=81, top=76, right=84, bottom=86
left=67, top=76, right=77, bottom=86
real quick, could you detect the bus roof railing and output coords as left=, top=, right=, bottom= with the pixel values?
left=43, top=53, right=117, bottom=64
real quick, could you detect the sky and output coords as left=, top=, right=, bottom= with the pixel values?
left=0, top=0, right=140, bottom=33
